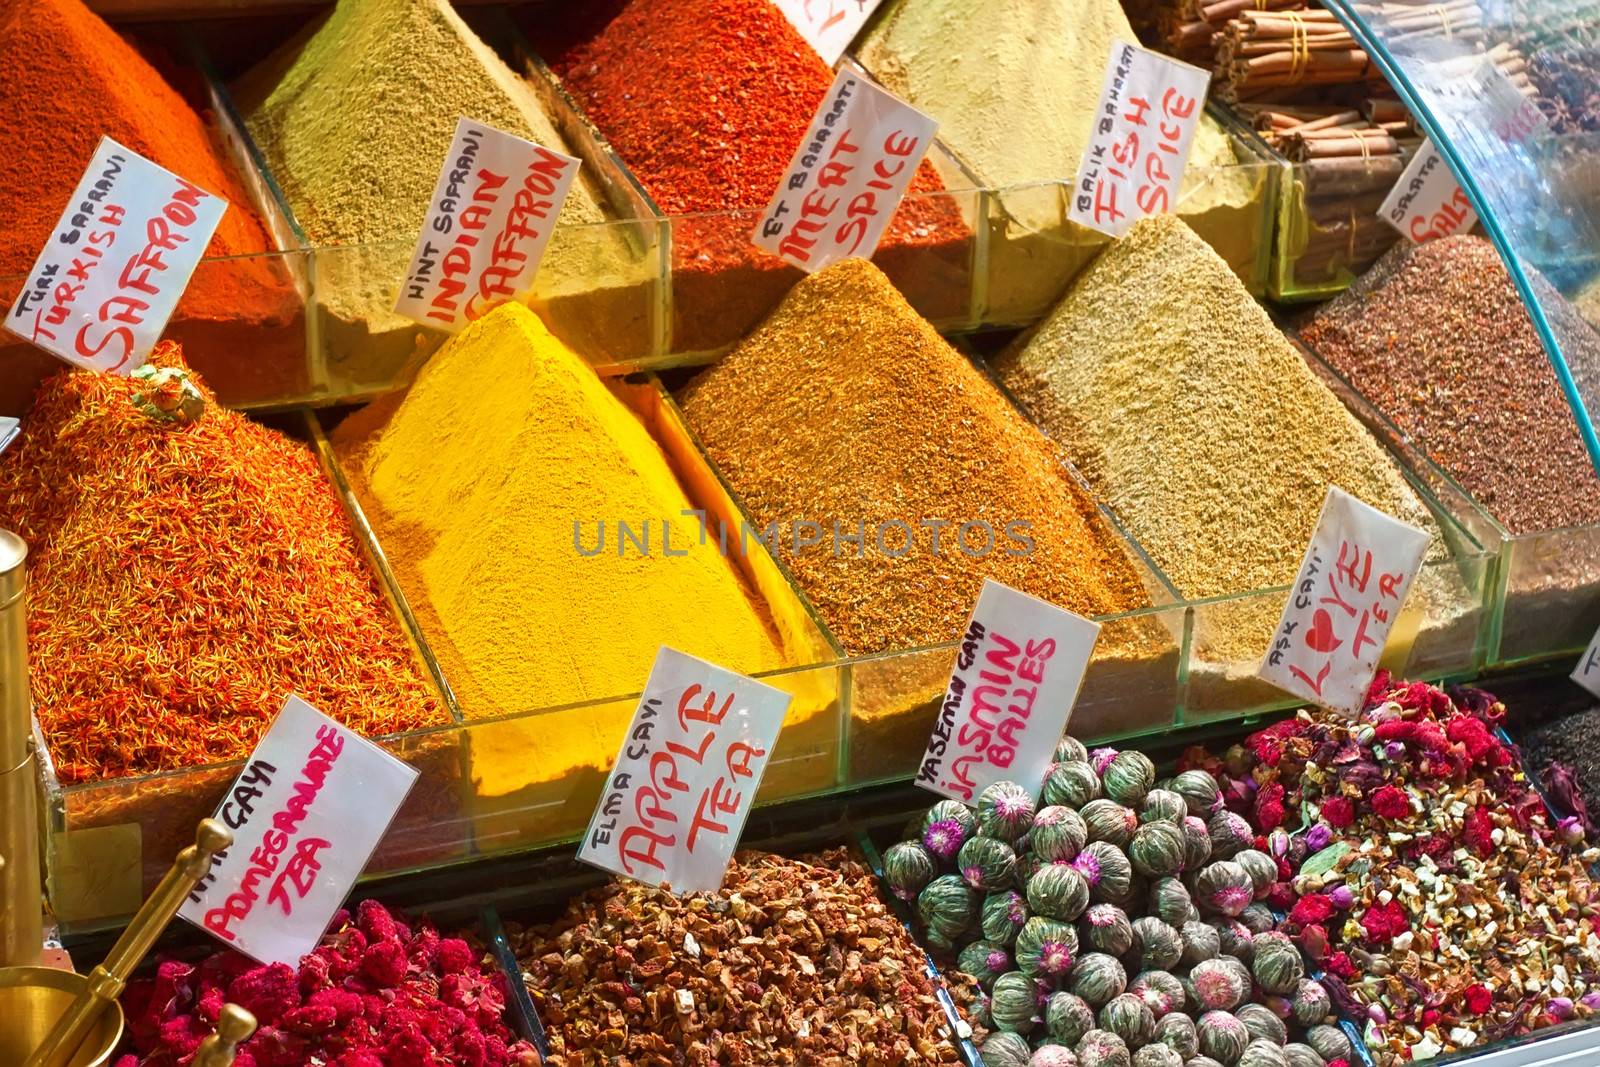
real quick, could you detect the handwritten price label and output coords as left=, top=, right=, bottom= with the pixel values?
left=6, top=137, right=226, bottom=373
left=1571, top=627, right=1600, bottom=699
left=580, top=648, right=791, bottom=893
left=179, top=696, right=418, bottom=966
left=1258, top=488, right=1430, bottom=715
left=752, top=68, right=936, bottom=273
left=772, top=0, right=885, bottom=66
left=1070, top=41, right=1210, bottom=239
left=394, top=117, right=580, bottom=332
left=1380, top=140, right=1477, bottom=243
left=918, top=580, right=1101, bottom=803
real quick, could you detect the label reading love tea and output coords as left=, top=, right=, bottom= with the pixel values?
left=772, top=0, right=886, bottom=65
left=6, top=137, right=227, bottom=374
left=753, top=68, right=937, bottom=273
left=918, top=579, right=1101, bottom=803
left=1070, top=41, right=1210, bottom=239
left=1259, top=487, right=1430, bottom=715
left=1380, top=139, right=1477, bottom=243
left=580, top=648, right=792, bottom=893
left=180, top=695, right=418, bottom=967
left=395, top=117, right=580, bottom=333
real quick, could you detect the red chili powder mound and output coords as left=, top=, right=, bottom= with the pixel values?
left=0, top=0, right=301, bottom=408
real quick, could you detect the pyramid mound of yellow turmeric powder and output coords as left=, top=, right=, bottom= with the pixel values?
left=332, top=303, right=795, bottom=727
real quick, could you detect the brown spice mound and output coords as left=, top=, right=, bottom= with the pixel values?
left=511, top=848, right=967, bottom=1065
left=1301, top=235, right=1600, bottom=534
left=0, top=345, right=446, bottom=783
left=677, top=258, right=1151, bottom=656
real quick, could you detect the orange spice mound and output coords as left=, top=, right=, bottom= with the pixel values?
left=0, top=343, right=445, bottom=784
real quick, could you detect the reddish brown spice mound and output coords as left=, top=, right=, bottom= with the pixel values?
left=0, top=344, right=445, bottom=784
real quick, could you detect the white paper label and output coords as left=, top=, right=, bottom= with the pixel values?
left=772, top=0, right=886, bottom=66
left=579, top=648, right=792, bottom=894
left=752, top=69, right=937, bottom=273
left=180, top=696, right=418, bottom=966
left=0, top=418, right=19, bottom=456
left=1258, top=488, right=1431, bottom=714
left=394, top=117, right=580, bottom=333
left=6, top=137, right=227, bottom=374
left=1380, top=139, right=1477, bottom=243
left=1069, top=41, right=1211, bottom=239
left=917, top=579, right=1102, bottom=803
left=1572, top=628, right=1600, bottom=698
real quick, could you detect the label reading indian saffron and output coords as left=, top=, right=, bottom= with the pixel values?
left=579, top=647, right=791, bottom=894
left=752, top=68, right=937, bottom=273
left=1379, top=139, right=1478, bottom=243
left=1258, top=487, right=1431, bottom=715
left=771, top=0, right=886, bottom=66
left=917, top=579, right=1101, bottom=804
left=5, top=136, right=227, bottom=374
left=394, top=117, right=581, bottom=333
left=179, top=695, right=418, bottom=967
left=1069, top=41, right=1210, bottom=239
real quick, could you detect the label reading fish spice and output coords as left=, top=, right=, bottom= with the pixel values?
left=1380, top=139, right=1477, bottom=243
left=580, top=648, right=792, bottom=894
left=1571, top=626, right=1600, bottom=699
left=395, top=117, right=580, bottom=333
left=6, top=136, right=227, bottom=374
left=180, top=695, right=418, bottom=967
left=772, top=0, right=886, bottom=66
left=918, top=579, right=1101, bottom=803
left=1070, top=41, right=1210, bottom=239
left=1259, top=487, right=1430, bottom=715
left=753, top=68, right=937, bottom=273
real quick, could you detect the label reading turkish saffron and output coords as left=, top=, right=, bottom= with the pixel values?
left=1069, top=41, right=1210, bottom=239
left=752, top=69, right=937, bottom=273
left=394, top=117, right=580, bottom=333
left=1379, top=139, right=1478, bottom=243
left=1571, top=626, right=1600, bottom=699
left=1258, top=487, right=1431, bottom=715
left=771, top=0, right=886, bottom=66
left=579, top=647, right=791, bottom=894
left=917, top=579, right=1102, bottom=804
left=6, top=137, right=227, bottom=374
left=179, top=695, right=418, bottom=967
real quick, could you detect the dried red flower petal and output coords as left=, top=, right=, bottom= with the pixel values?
left=1321, top=795, right=1355, bottom=828
left=1325, top=951, right=1358, bottom=980
left=1465, top=984, right=1494, bottom=1014
left=1372, top=785, right=1410, bottom=820
left=1360, top=899, right=1410, bottom=944
left=1464, top=806, right=1496, bottom=857
left=1290, top=893, right=1337, bottom=926
left=1255, top=782, right=1287, bottom=830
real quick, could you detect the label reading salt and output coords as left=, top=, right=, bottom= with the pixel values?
left=6, top=137, right=227, bottom=374
left=1258, top=487, right=1431, bottom=715
left=772, top=0, right=886, bottom=66
left=179, top=695, right=418, bottom=967
left=580, top=648, right=792, bottom=894
left=394, top=117, right=580, bottom=332
left=1571, top=627, right=1600, bottom=699
left=1069, top=41, right=1211, bottom=239
left=918, top=579, right=1102, bottom=803
left=752, top=68, right=937, bottom=273
left=1379, top=139, right=1477, bottom=243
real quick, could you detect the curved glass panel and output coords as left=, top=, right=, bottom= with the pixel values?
left=1322, top=0, right=1600, bottom=473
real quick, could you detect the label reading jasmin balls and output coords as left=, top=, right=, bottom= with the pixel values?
left=179, top=695, right=419, bottom=967
left=918, top=579, right=1102, bottom=804
left=772, top=0, right=886, bottom=65
left=753, top=68, right=937, bottom=273
left=1379, top=139, right=1477, bottom=243
left=394, top=117, right=580, bottom=333
left=580, top=647, right=792, bottom=894
left=1070, top=41, right=1211, bottom=239
left=6, top=136, right=227, bottom=374
left=1572, top=627, right=1600, bottom=699
left=1258, top=487, right=1431, bottom=715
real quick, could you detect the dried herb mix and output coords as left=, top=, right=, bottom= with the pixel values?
left=0, top=347, right=444, bottom=784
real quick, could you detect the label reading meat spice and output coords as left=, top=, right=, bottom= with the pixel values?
left=179, top=695, right=419, bottom=967
left=1069, top=41, right=1211, bottom=239
left=394, top=117, right=580, bottom=333
left=580, top=648, right=792, bottom=894
left=1571, top=626, right=1600, bottom=699
left=1258, top=487, right=1431, bottom=715
left=771, top=0, right=886, bottom=66
left=6, top=137, right=227, bottom=374
left=1379, top=139, right=1478, bottom=243
left=752, top=68, right=937, bottom=273
left=918, top=579, right=1101, bottom=803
